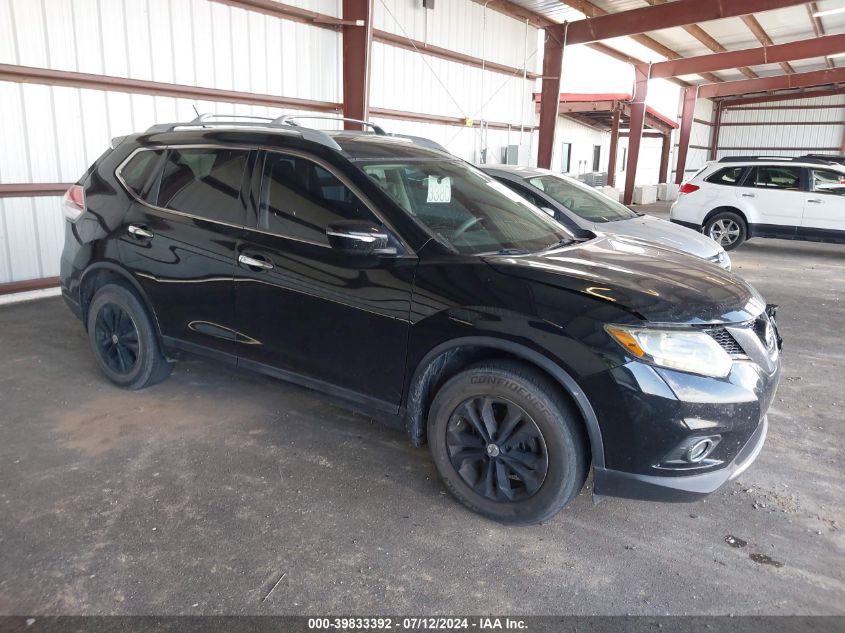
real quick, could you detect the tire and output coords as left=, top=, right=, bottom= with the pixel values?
left=86, top=284, right=173, bottom=390
left=427, top=360, right=588, bottom=525
left=704, top=211, right=747, bottom=251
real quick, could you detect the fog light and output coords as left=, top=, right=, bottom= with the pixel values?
left=686, top=438, right=715, bottom=463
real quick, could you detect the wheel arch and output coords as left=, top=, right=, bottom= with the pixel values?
left=703, top=206, right=749, bottom=229
left=78, top=262, right=162, bottom=337
left=404, top=336, right=605, bottom=469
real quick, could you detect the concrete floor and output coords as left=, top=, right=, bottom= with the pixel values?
left=1, top=204, right=843, bottom=615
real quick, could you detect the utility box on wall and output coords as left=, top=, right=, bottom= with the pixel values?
left=503, top=144, right=531, bottom=166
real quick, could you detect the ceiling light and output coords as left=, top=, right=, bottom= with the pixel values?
left=813, top=6, right=845, bottom=17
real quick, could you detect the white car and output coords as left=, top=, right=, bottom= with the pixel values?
left=670, top=156, right=845, bottom=250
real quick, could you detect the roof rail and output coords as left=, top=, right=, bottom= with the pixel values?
left=718, top=155, right=836, bottom=165
left=273, top=114, right=387, bottom=136
left=143, top=113, right=342, bottom=151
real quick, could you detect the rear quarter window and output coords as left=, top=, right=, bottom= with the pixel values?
left=119, top=149, right=165, bottom=198
left=705, top=166, right=746, bottom=186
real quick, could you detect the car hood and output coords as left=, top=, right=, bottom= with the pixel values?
left=591, top=214, right=722, bottom=260
left=484, top=235, right=765, bottom=324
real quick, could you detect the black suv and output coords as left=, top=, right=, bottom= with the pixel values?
left=60, top=115, right=782, bottom=524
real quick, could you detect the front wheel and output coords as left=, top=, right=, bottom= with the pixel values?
left=705, top=211, right=747, bottom=250
left=427, top=361, right=588, bottom=525
left=86, top=284, right=173, bottom=390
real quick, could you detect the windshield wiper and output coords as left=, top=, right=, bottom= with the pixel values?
left=478, top=248, right=531, bottom=256
left=540, top=238, right=576, bottom=252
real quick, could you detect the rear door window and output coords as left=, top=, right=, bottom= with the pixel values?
left=151, top=148, right=249, bottom=224
left=705, top=166, right=746, bottom=186
left=747, top=166, right=801, bottom=191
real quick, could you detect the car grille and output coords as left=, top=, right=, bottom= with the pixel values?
left=706, top=327, right=745, bottom=356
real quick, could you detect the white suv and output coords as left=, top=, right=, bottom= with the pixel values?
left=670, top=157, right=845, bottom=250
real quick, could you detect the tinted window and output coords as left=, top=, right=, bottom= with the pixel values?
left=120, top=150, right=164, bottom=198
left=748, top=166, right=801, bottom=190
left=362, top=161, right=573, bottom=255
left=527, top=175, right=638, bottom=223
left=810, top=169, right=845, bottom=196
left=261, top=153, right=376, bottom=244
left=154, top=148, right=248, bottom=223
left=705, top=166, right=746, bottom=186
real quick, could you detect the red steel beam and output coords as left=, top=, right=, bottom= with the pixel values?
left=623, top=65, right=648, bottom=205
left=699, top=67, right=845, bottom=98
left=372, top=30, right=540, bottom=80
left=607, top=108, right=621, bottom=188
left=0, top=183, right=72, bottom=198
left=342, top=0, right=373, bottom=129
left=717, top=86, right=845, bottom=107
left=709, top=102, right=723, bottom=160
left=741, top=14, right=794, bottom=74
left=649, top=34, right=845, bottom=80
left=0, top=276, right=60, bottom=296
left=0, top=63, right=341, bottom=112
left=537, top=25, right=565, bottom=169
left=808, top=2, right=835, bottom=69
left=675, top=85, right=698, bottom=185
left=370, top=107, right=532, bottom=131
left=659, top=133, right=671, bottom=184
left=564, top=0, right=807, bottom=46
left=211, top=0, right=346, bottom=29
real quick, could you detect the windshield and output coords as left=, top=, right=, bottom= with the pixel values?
left=359, top=161, right=573, bottom=255
left=527, top=174, right=638, bottom=223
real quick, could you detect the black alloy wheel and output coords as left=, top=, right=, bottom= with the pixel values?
left=446, top=396, right=548, bottom=502
left=94, top=303, right=139, bottom=374
left=86, top=284, right=173, bottom=390
left=428, top=360, right=588, bottom=525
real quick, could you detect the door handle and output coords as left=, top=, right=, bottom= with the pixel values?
left=807, top=198, right=822, bottom=204
left=740, top=193, right=756, bottom=198
left=128, top=224, right=154, bottom=239
left=238, top=254, right=274, bottom=270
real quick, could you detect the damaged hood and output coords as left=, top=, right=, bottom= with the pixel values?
left=484, top=235, right=765, bottom=324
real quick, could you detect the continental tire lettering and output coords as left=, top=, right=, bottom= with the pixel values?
left=469, top=375, right=549, bottom=414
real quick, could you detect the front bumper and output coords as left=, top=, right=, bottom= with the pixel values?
left=670, top=218, right=703, bottom=232
left=593, top=415, right=768, bottom=501
left=581, top=320, right=780, bottom=503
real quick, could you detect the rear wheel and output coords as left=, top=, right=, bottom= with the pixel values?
left=427, top=361, right=588, bottom=525
left=705, top=211, right=746, bottom=250
left=87, top=284, right=173, bottom=389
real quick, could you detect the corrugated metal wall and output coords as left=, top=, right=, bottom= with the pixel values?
left=0, top=0, right=344, bottom=285
left=717, top=94, right=845, bottom=159
left=372, top=0, right=537, bottom=159
left=0, top=0, right=539, bottom=286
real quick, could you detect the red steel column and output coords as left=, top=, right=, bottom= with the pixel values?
left=607, top=106, right=621, bottom=187
left=342, top=0, right=374, bottom=129
left=623, top=64, right=649, bottom=204
left=675, top=85, right=698, bottom=184
left=709, top=101, right=723, bottom=160
left=659, top=132, right=671, bottom=183
left=537, top=25, right=565, bottom=169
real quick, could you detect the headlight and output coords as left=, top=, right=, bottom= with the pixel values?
left=605, top=325, right=733, bottom=378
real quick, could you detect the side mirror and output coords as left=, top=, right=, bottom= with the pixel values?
left=326, top=220, right=393, bottom=256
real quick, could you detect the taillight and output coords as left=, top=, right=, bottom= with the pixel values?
left=62, top=184, right=85, bottom=222
left=679, top=183, right=700, bottom=194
